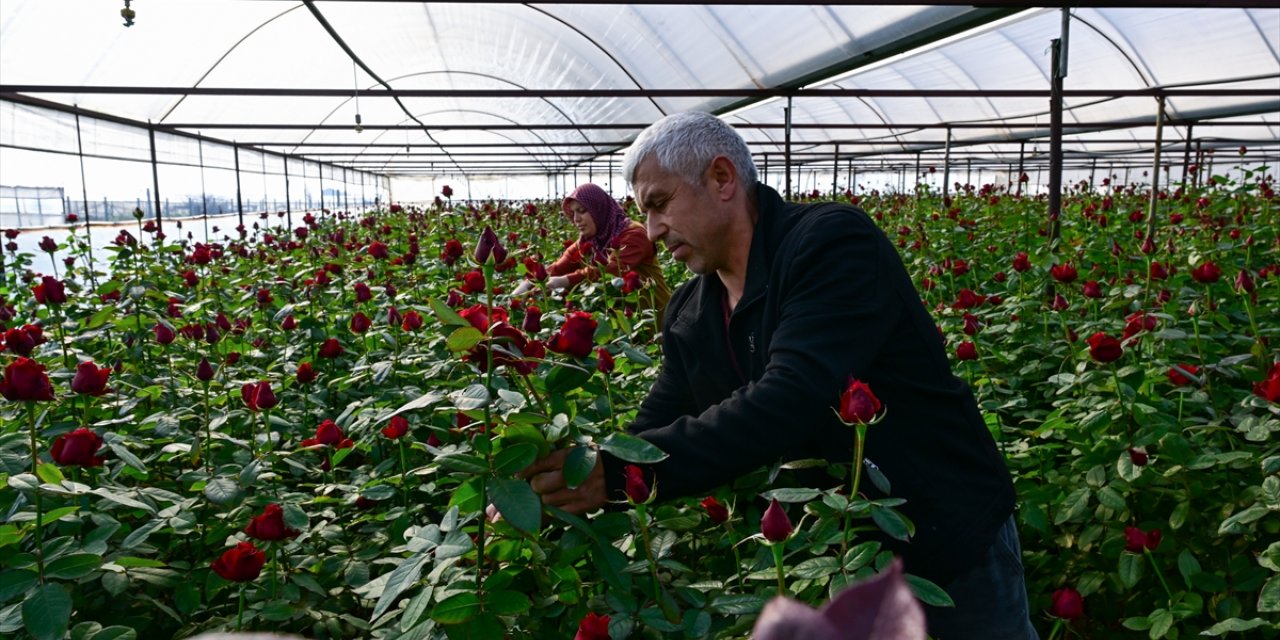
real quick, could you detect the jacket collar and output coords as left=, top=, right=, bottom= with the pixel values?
left=738, top=183, right=789, bottom=312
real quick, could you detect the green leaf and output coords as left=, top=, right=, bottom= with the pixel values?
left=450, top=384, right=491, bottom=411
left=447, top=614, right=504, bottom=639
left=0, top=570, right=37, bottom=604
left=1200, top=618, right=1271, bottom=636
left=38, top=506, right=79, bottom=528
left=1177, top=550, right=1202, bottom=588
left=640, top=607, right=682, bottom=632
left=546, top=365, right=592, bottom=395
left=489, top=478, right=542, bottom=535
left=90, top=488, right=155, bottom=514
left=1149, top=608, right=1173, bottom=639
left=44, top=553, right=101, bottom=580
left=485, top=590, right=530, bottom=615
left=870, top=506, right=913, bottom=542
left=1218, top=505, right=1268, bottom=535
left=498, top=424, right=550, bottom=459
left=905, top=573, right=955, bottom=607
left=1096, top=486, right=1127, bottom=511
left=1169, top=501, right=1190, bottom=530
left=105, top=440, right=148, bottom=473
left=1259, top=542, right=1280, bottom=572
left=430, top=592, right=481, bottom=624
left=1123, top=616, right=1153, bottom=631
left=120, top=519, right=165, bottom=549
left=436, top=530, right=473, bottom=561
left=22, top=584, right=71, bottom=640
left=400, top=586, right=435, bottom=632
left=389, top=392, right=446, bottom=419
left=708, top=594, right=766, bottom=615
left=282, top=503, right=308, bottom=532
left=598, top=433, right=668, bottom=464
left=493, top=443, right=537, bottom=476
left=429, top=297, right=470, bottom=327
left=34, top=464, right=63, bottom=485
left=0, top=525, right=20, bottom=549
left=436, top=454, right=489, bottom=475
left=203, top=477, right=242, bottom=506
left=791, top=557, right=840, bottom=579
left=1119, top=552, right=1144, bottom=589
left=843, top=541, right=881, bottom=572
left=1055, top=487, right=1091, bottom=524
left=563, top=446, right=597, bottom=490
left=446, top=327, right=484, bottom=352
left=112, top=557, right=165, bottom=568
left=761, top=488, right=823, bottom=503
left=88, top=626, right=137, bottom=640
left=1259, top=576, right=1280, bottom=613
left=83, top=305, right=116, bottom=330
left=370, top=552, right=430, bottom=621
left=361, top=485, right=396, bottom=501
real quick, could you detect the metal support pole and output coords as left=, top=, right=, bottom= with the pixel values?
left=319, top=163, right=325, bottom=213
left=942, top=127, right=952, bottom=202
left=832, top=144, right=839, bottom=196
left=1047, top=19, right=1067, bottom=250
left=1089, top=158, right=1097, bottom=191
left=234, top=143, right=245, bottom=232
left=73, top=109, right=96, bottom=283
left=283, top=155, right=292, bottom=228
left=762, top=154, right=769, bottom=187
left=1182, top=124, right=1194, bottom=184
left=1016, top=142, right=1026, bottom=196
left=198, top=134, right=209, bottom=242
left=849, top=160, right=855, bottom=195
left=148, top=122, right=163, bottom=232
left=1146, top=95, right=1166, bottom=243
left=784, top=97, right=793, bottom=199
left=1194, top=140, right=1203, bottom=189
left=914, top=152, right=921, bottom=197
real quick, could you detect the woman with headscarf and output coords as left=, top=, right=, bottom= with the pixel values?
left=513, top=183, right=670, bottom=312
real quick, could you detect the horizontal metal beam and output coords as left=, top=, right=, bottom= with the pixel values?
left=4, top=85, right=1275, bottom=99
left=160, top=119, right=1279, bottom=131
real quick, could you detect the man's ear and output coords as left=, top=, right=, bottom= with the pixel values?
left=705, top=156, right=739, bottom=202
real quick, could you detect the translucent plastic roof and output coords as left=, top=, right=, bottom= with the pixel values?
left=1, top=2, right=1277, bottom=178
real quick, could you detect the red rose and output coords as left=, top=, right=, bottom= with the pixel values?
left=0, top=357, right=56, bottom=401
left=1235, top=270, right=1256, bottom=294
left=256, top=288, right=273, bottom=306
left=837, top=378, right=881, bottom=425
left=1086, top=333, right=1123, bottom=363
left=574, top=612, right=610, bottom=640
left=367, top=241, right=389, bottom=260
left=440, top=239, right=464, bottom=266
left=302, top=419, right=345, bottom=447
left=211, top=542, right=266, bottom=582
left=281, top=315, right=297, bottom=331
left=71, top=361, right=111, bottom=396
left=33, top=276, right=67, bottom=306
left=1050, top=263, right=1077, bottom=283
left=350, top=312, right=372, bottom=334
left=1123, top=312, right=1158, bottom=341
left=521, top=306, right=542, bottom=334
left=153, top=323, right=176, bottom=345
left=621, top=271, right=643, bottom=294
left=4, top=325, right=43, bottom=356
left=1149, top=261, right=1169, bottom=281
left=956, top=341, right=978, bottom=361
left=387, top=306, right=402, bottom=328
left=761, top=498, right=793, bottom=543
left=50, top=428, right=105, bottom=467
left=400, top=310, right=424, bottom=332
left=354, top=282, right=373, bottom=303
left=38, top=236, right=57, bottom=252
left=459, top=304, right=491, bottom=332
left=1166, top=364, right=1199, bottom=387
left=596, top=347, right=615, bottom=374
left=1128, top=447, right=1148, bottom=467
left=382, top=415, right=410, bottom=439
left=1191, top=262, right=1221, bottom=284
left=700, top=496, right=729, bottom=524
left=548, top=311, right=597, bottom=358
left=1049, top=587, right=1084, bottom=620
left=240, top=381, right=278, bottom=412
left=1082, top=280, right=1103, bottom=299
left=244, top=503, right=299, bottom=541
left=462, top=270, right=486, bottom=294
left=441, top=185, right=453, bottom=198
left=475, top=225, right=508, bottom=265
left=624, top=464, right=649, bottom=503
left=296, top=361, right=316, bottom=384
left=318, top=338, right=344, bottom=358
left=1123, top=526, right=1162, bottom=553
left=961, top=313, right=980, bottom=336
left=1253, top=363, right=1280, bottom=403
left=1012, top=252, right=1031, bottom=273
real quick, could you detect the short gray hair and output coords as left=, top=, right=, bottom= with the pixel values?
left=623, top=112, right=758, bottom=189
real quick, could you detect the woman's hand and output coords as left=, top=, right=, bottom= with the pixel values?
left=546, top=275, right=571, bottom=290
left=510, top=280, right=536, bottom=297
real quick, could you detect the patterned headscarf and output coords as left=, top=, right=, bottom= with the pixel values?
left=563, top=183, right=633, bottom=264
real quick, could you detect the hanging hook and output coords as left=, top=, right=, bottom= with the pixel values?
left=352, top=61, right=363, bottom=133
left=121, top=0, right=135, bottom=27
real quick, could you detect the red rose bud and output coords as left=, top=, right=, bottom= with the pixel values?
left=596, top=347, right=615, bottom=374
left=1167, top=364, right=1199, bottom=386
left=1123, top=526, right=1162, bottom=553
left=244, top=503, right=299, bottom=541
left=1086, top=332, right=1123, bottom=363
left=459, top=304, right=490, bottom=332
left=1140, top=235, right=1156, bottom=255
left=0, top=357, right=56, bottom=401
left=441, top=185, right=453, bottom=198
left=387, top=306, right=402, bottom=328
left=1012, top=252, right=1031, bottom=273
left=462, top=270, right=486, bottom=294
left=1234, top=269, right=1255, bottom=294
left=440, top=239, right=464, bottom=265
left=521, top=306, right=542, bottom=333
left=956, top=341, right=978, bottom=361
left=1082, top=280, right=1103, bottom=299
left=211, top=542, right=266, bottom=582
left=4, top=325, right=40, bottom=356
left=1253, top=363, right=1280, bottom=403
left=50, top=427, right=105, bottom=467
left=71, top=361, right=111, bottom=396
left=761, top=498, right=793, bottom=543
left=302, top=419, right=345, bottom=447
left=1049, top=263, right=1077, bottom=283
left=350, top=312, right=372, bottom=334
left=367, top=241, right=389, bottom=260
left=281, top=315, right=297, bottom=331
left=354, top=282, right=373, bottom=303
left=153, top=323, right=176, bottom=345
left=256, top=288, right=273, bottom=306
left=837, top=378, right=881, bottom=425
left=196, top=357, right=216, bottom=382
left=623, top=464, right=649, bottom=503
left=38, top=236, right=57, bottom=252
left=318, top=338, right=344, bottom=358
left=621, top=271, right=643, bottom=294
left=381, top=415, right=410, bottom=439
left=701, top=496, right=729, bottom=524
left=474, top=225, right=508, bottom=265
left=1128, top=447, right=1148, bottom=467
left=548, top=311, right=598, bottom=358
left=1049, top=588, right=1084, bottom=620
left=240, top=381, right=277, bottom=412
left=296, top=361, right=316, bottom=384
left=1191, top=262, right=1222, bottom=284
left=574, top=612, right=610, bottom=640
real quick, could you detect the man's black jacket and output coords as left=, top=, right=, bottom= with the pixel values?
left=602, top=183, right=1016, bottom=584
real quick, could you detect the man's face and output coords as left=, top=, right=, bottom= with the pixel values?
left=634, top=155, right=727, bottom=276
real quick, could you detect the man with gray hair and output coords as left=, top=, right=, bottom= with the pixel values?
left=519, top=111, right=1036, bottom=638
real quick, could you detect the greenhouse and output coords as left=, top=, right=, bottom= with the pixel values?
left=0, top=1, right=1277, bottom=639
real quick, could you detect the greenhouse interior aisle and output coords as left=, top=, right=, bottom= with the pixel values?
left=0, top=2, right=1277, bottom=640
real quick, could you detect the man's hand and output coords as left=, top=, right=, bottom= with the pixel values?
left=516, top=448, right=606, bottom=515
left=546, top=275, right=571, bottom=291
left=510, top=280, right=536, bottom=297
